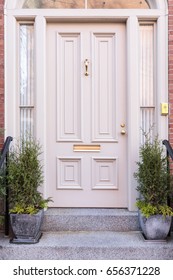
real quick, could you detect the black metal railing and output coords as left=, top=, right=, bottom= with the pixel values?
left=0, top=136, right=13, bottom=236
left=163, top=140, right=173, bottom=222
left=163, top=139, right=173, bottom=161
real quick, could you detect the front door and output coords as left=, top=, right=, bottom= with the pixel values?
left=46, top=22, right=127, bottom=207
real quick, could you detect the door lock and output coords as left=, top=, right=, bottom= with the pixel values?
left=120, top=124, right=126, bottom=135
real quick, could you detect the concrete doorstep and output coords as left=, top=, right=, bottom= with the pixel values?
left=42, top=208, right=140, bottom=232
left=0, top=231, right=173, bottom=260
left=0, top=209, right=173, bottom=260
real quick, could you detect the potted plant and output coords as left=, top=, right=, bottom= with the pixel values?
left=134, top=134, right=173, bottom=240
left=0, top=172, right=6, bottom=229
left=0, top=175, right=5, bottom=228
left=7, top=136, right=51, bottom=244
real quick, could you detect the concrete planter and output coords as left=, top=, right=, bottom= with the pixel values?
left=10, top=209, right=44, bottom=244
left=139, top=211, right=172, bottom=240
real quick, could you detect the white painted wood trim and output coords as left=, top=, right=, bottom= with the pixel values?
left=147, top=0, right=168, bottom=10
left=4, top=8, right=166, bottom=18
left=126, top=16, right=140, bottom=211
left=34, top=16, right=47, bottom=199
left=156, top=15, right=168, bottom=140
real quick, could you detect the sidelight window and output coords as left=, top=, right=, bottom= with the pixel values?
left=19, top=24, right=34, bottom=137
left=139, top=24, right=155, bottom=143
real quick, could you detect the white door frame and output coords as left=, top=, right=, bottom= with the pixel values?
left=4, top=1, right=168, bottom=210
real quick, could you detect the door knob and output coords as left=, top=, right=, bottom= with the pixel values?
left=121, top=129, right=126, bottom=135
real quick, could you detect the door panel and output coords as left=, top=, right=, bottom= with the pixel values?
left=47, top=23, right=127, bottom=207
left=92, top=158, right=118, bottom=190
left=92, top=32, right=116, bottom=141
left=57, top=157, right=82, bottom=189
left=57, top=32, right=82, bottom=141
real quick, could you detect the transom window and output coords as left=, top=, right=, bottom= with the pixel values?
left=23, top=0, right=150, bottom=9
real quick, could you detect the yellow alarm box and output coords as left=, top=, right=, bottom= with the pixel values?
left=161, top=103, right=168, bottom=116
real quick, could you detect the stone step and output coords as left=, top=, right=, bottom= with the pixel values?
left=0, top=231, right=173, bottom=260
left=42, top=208, right=140, bottom=232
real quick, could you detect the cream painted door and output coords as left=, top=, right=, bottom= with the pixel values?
left=46, top=22, right=127, bottom=207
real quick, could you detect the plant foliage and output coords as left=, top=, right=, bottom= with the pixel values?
left=8, top=137, right=51, bottom=214
left=0, top=172, right=6, bottom=197
left=136, top=200, right=173, bottom=218
left=0, top=128, right=6, bottom=198
left=134, top=134, right=173, bottom=217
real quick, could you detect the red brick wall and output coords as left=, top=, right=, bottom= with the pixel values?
left=169, top=0, right=173, bottom=147
left=0, top=0, right=4, bottom=229
left=0, top=0, right=4, bottom=147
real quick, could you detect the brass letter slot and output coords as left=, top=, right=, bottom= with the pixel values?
left=73, top=144, right=101, bottom=152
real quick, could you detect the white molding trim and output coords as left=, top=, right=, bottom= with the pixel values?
left=147, top=0, right=168, bottom=10
left=126, top=16, right=140, bottom=211
left=34, top=16, right=47, bottom=199
left=4, top=9, right=166, bottom=19
left=156, top=15, right=169, bottom=139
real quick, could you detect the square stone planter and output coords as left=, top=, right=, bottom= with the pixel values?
left=10, top=209, right=44, bottom=244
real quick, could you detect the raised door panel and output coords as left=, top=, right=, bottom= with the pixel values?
left=92, top=157, right=118, bottom=189
left=57, top=157, right=82, bottom=189
left=56, top=33, right=82, bottom=142
left=92, top=33, right=116, bottom=142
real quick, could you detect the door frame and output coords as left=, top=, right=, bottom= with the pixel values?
left=4, top=4, right=168, bottom=211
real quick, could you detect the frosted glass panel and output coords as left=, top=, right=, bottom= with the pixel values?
left=139, top=24, right=155, bottom=143
left=88, top=0, right=149, bottom=9
left=20, top=109, right=34, bottom=137
left=140, top=25, right=154, bottom=107
left=19, top=24, right=34, bottom=137
left=23, top=0, right=149, bottom=9
left=23, top=0, right=85, bottom=8
left=140, top=108, right=155, bottom=143
left=20, top=25, right=34, bottom=106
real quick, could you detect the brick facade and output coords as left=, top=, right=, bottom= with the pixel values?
left=0, top=0, right=4, bottom=146
left=169, top=0, right=173, bottom=145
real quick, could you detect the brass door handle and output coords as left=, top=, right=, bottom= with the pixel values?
left=84, top=59, right=89, bottom=76
left=121, top=129, right=126, bottom=135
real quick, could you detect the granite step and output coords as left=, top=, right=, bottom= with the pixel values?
left=42, top=208, right=140, bottom=232
left=1, top=231, right=173, bottom=260
left=1, top=209, right=173, bottom=260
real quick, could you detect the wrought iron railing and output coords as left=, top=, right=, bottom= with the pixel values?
left=0, top=136, right=13, bottom=236
left=163, top=140, right=173, bottom=227
left=163, top=139, right=173, bottom=161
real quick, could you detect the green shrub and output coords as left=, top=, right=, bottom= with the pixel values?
left=134, top=135, right=173, bottom=217
left=8, top=136, right=51, bottom=214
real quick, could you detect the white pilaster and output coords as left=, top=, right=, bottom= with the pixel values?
left=35, top=16, right=47, bottom=198
left=127, top=16, right=140, bottom=211
left=156, top=15, right=168, bottom=141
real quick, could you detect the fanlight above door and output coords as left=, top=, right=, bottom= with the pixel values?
left=23, top=0, right=150, bottom=9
